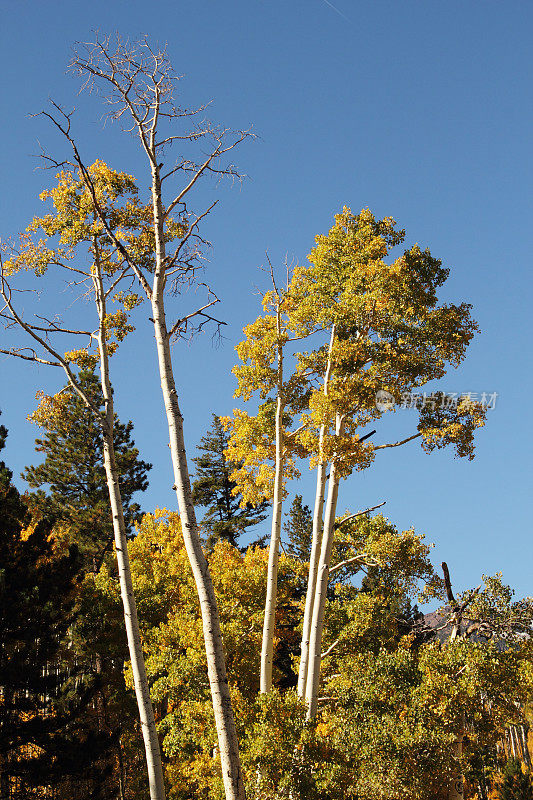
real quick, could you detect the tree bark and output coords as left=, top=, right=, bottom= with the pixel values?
left=117, top=740, right=127, bottom=800
left=94, top=267, right=166, bottom=800
left=149, top=164, right=246, bottom=800
left=521, top=724, right=532, bottom=768
left=448, top=730, right=464, bottom=800
left=260, top=318, right=284, bottom=694
left=297, top=325, right=335, bottom=700
left=304, top=414, right=344, bottom=720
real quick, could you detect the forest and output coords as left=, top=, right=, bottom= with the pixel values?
left=0, top=29, right=532, bottom=800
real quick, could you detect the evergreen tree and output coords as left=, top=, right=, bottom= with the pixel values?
left=283, top=495, right=313, bottom=561
left=22, top=370, right=152, bottom=797
left=498, top=758, right=533, bottom=800
left=192, top=414, right=268, bottom=547
left=0, top=418, right=115, bottom=797
left=23, top=369, right=152, bottom=569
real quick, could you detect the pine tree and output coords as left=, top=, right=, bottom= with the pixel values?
left=284, top=495, right=313, bottom=561
left=192, top=414, right=268, bottom=547
left=23, top=369, right=151, bottom=569
left=22, top=372, right=152, bottom=797
left=0, top=417, right=115, bottom=796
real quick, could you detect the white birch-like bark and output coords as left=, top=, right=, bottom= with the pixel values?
left=297, top=325, right=335, bottom=699
left=448, top=737, right=464, bottom=800
left=260, top=318, right=284, bottom=694
left=304, top=414, right=344, bottom=720
left=5, top=45, right=248, bottom=797
left=521, top=725, right=532, bottom=768
left=0, top=248, right=166, bottom=799
left=448, top=710, right=465, bottom=800
left=149, top=164, right=246, bottom=800
left=53, top=48, right=248, bottom=796
left=94, top=266, right=166, bottom=800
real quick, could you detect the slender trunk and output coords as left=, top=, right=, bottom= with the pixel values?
left=95, top=653, right=106, bottom=732
left=117, top=740, right=126, bottom=800
left=297, top=325, right=336, bottom=700
left=521, top=724, right=532, bottom=768
left=297, top=449, right=326, bottom=699
left=94, top=267, right=166, bottom=800
left=448, top=741, right=464, bottom=799
left=448, top=712, right=465, bottom=800
left=260, top=323, right=284, bottom=693
left=149, top=165, right=245, bottom=800
left=304, top=415, right=344, bottom=720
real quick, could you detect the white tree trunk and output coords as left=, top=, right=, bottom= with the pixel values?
left=149, top=166, right=246, bottom=800
left=297, top=447, right=326, bottom=700
left=304, top=415, right=344, bottom=720
left=260, top=333, right=284, bottom=694
left=95, top=270, right=166, bottom=800
left=448, top=710, right=465, bottom=800
left=297, top=326, right=335, bottom=700
left=448, top=736, right=464, bottom=799
left=521, top=725, right=532, bottom=768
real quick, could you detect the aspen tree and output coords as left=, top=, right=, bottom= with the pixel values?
left=0, top=164, right=167, bottom=800
left=296, top=324, right=335, bottom=698
left=294, top=208, right=486, bottom=718
left=224, top=266, right=313, bottom=693
left=39, top=35, right=254, bottom=800
left=229, top=208, right=486, bottom=719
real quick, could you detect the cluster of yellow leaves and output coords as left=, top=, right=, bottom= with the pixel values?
left=227, top=206, right=484, bottom=500
left=222, top=409, right=301, bottom=505
left=3, top=162, right=190, bottom=372
left=63, top=349, right=99, bottom=370
left=28, top=390, right=71, bottom=431
left=112, top=291, right=143, bottom=310
left=85, top=504, right=533, bottom=799
left=103, top=309, right=135, bottom=343
left=418, top=393, right=487, bottom=460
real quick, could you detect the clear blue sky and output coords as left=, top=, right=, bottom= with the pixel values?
left=1, top=0, right=531, bottom=604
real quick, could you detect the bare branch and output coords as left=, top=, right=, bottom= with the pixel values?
left=321, top=638, right=341, bottom=659
left=265, top=252, right=280, bottom=298
left=441, top=562, right=482, bottom=642
left=374, top=432, right=422, bottom=451
left=24, top=315, right=94, bottom=337
left=167, top=296, right=222, bottom=340
left=285, top=424, right=306, bottom=440
left=0, top=348, right=61, bottom=367
left=459, top=584, right=482, bottom=613
left=165, top=201, right=218, bottom=272
left=164, top=150, right=223, bottom=219
left=442, top=561, right=458, bottom=608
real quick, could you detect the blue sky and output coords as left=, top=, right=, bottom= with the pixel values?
left=1, top=0, right=531, bottom=604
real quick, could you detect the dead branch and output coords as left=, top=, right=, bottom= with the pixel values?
left=0, top=347, right=61, bottom=367
left=374, top=432, right=422, bottom=450
left=167, top=295, right=225, bottom=341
